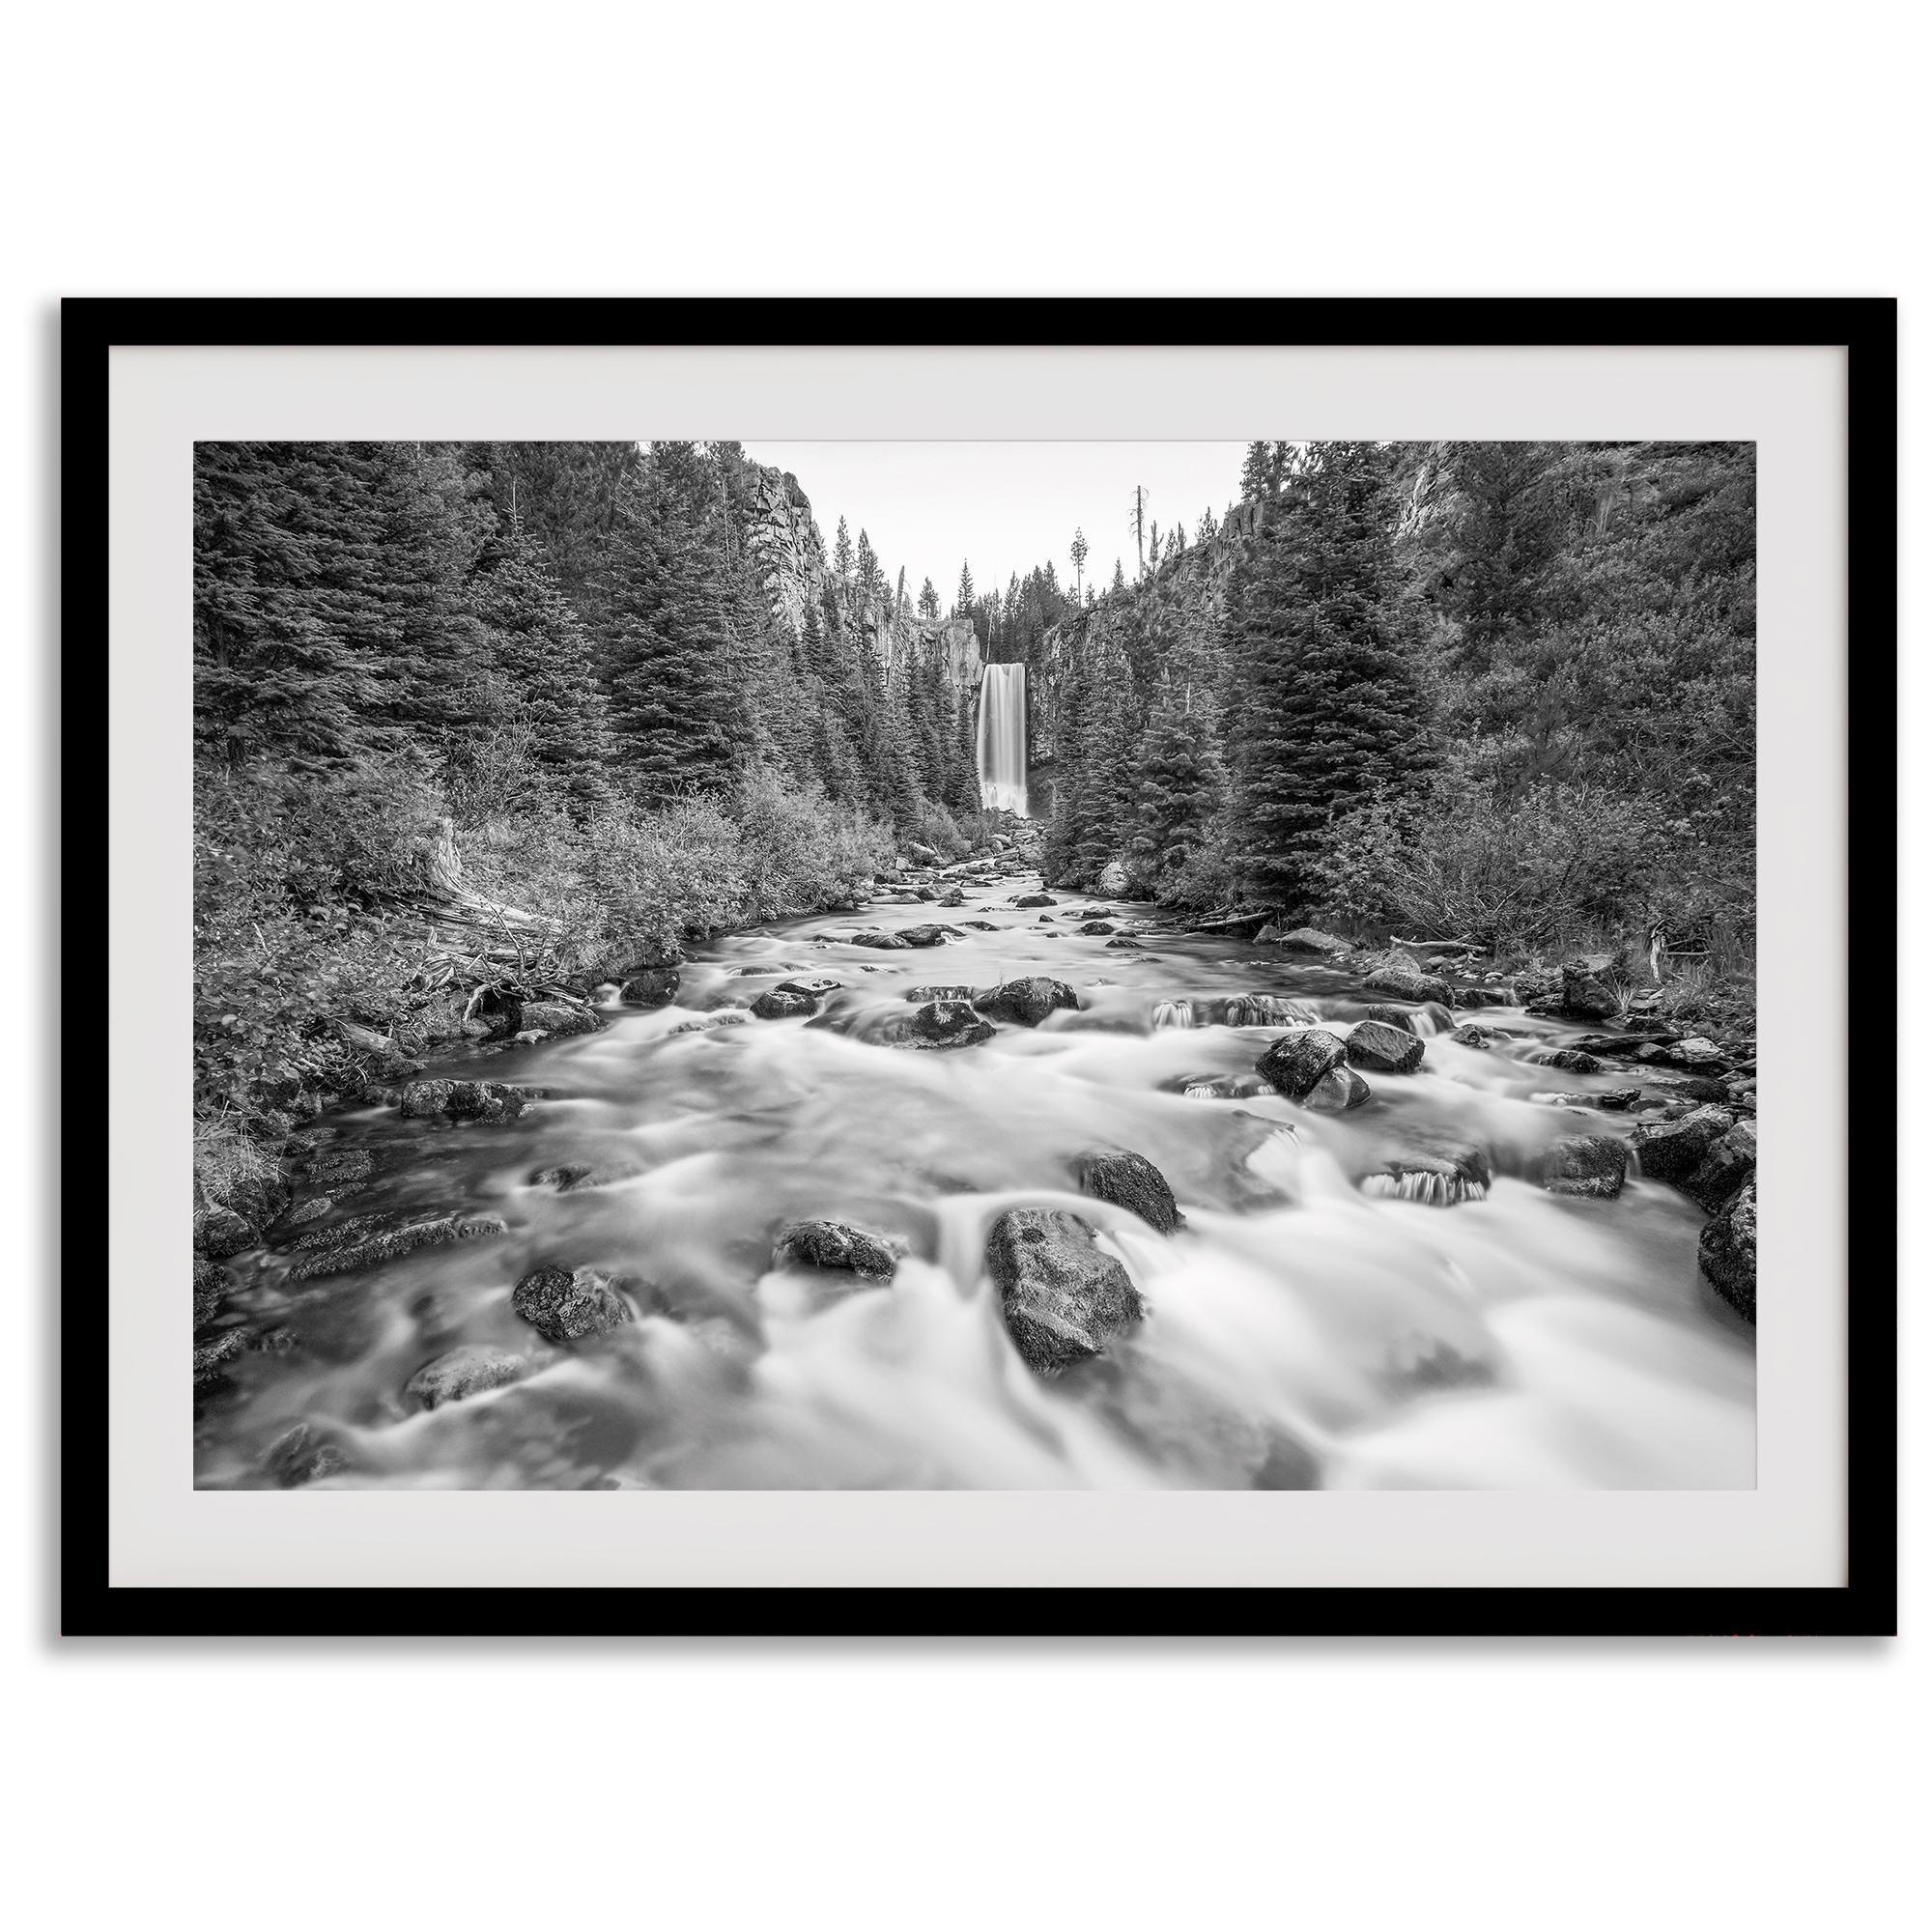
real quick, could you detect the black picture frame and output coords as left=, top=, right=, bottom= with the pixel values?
left=67, top=296, right=1898, bottom=1639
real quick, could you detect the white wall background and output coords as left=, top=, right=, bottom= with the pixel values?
left=3, top=4, right=1918, bottom=1928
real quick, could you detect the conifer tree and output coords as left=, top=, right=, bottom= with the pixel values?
left=468, top=520, right=618, bottom=819
left=955, top=560, right=975, bottom=616
left=918, top=577, right=940, bottom=620
left=602, top=444, right=753, bottom=795
left=1128, top=672, right=1224, bottom=893
left=1224, top=441, right=1431, bottom=909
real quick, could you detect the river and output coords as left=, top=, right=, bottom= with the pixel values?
left=194, top=870, right=1756, bottom=1492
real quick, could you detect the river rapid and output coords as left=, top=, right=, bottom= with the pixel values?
left=195, top=871, right=1756, bottom=1492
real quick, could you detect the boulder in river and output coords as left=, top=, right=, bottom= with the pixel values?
left=985, top=1208, right=1145, bottom=1376
left=772, top=1218, right=906, bottom=1281
left=1255, top=1028, right=1347, bottom=1100
left=1080, top=921, right=1118, bottom=936
left=1363, top=958, right=1453, bottom=1006
left=897, top=923, right=951, bottom=948
left=406, top=1344, right=530, bottom=1411
left=1449, top=1023, right=1499, bottom=1049
left=528, top=1158, right=643, bottom=1193
left=1686, top=1120, right=1756, bottom=1212
left=846, top=929, right=909, bottom=950
left=1560, top=953, right=1626, bottom=1021
left=1537, top=1135, right=1630, bottom=1199
left=776, top=976, right=842, bottom=998
left=750, top=986, right=819, bottom=1019
left=904, top=1000, right=996, bottom=1049
left=283, top=1208, right=508, bottom=1283
left=619, top=967, right=680, bottom=1007
left=1260, top=924, right=1352, bottom=956
left=511, top=1265, right=636, bottom=1345
left=516, top=1001, right=601, bottom=1038
left=1630, top=1103, right=1737, bottom=1187
left=1698, top=1176, right=1756, bottom=1321
left=397, top=1079, right=532, bottom=1122
left=975, top=977, right=1079, bottom=1026
left=194, top=1204, right=260, bottom=1260
left=1538, top=1047, right=1607, bottom=1074
left=1014, top=893, right=1056, bottom=908
left=1303, top=1065, right=1373, bottom=1112
left=1075, top=1148, right=1183, bottom=1234
left=1346, top=1019, right=1425, bottom=1074
left=261, top=1422, right=350, bottom=1487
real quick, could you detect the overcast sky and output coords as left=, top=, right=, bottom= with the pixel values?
left=745, top=441, right=1250, bottom=609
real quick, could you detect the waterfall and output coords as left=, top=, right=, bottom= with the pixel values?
left=977, top=663, right=1028, bottom=815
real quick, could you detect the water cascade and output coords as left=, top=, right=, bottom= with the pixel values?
left=977, top=663, right=1029, bottom=815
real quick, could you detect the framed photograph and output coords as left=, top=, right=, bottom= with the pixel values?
left=71, top=298, right=1896, bottom=1635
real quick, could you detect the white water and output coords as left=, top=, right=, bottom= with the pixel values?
left=194, top=870, right=1755, bottom=1492
left=976, top=662, right=1028, bottom=815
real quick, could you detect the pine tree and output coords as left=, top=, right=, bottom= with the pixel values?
left=1128, top=673, right=1224, bottom=894
left=468, top=520, right=619, bottom=819
left=602, top=444, right=753, bottom=796
left=955, top=560, right=975, bottom=617
left=918, top=577, right=941, bottom=620
left=833, top=516, right=854, bottom=585
left=1070, top=526, right=1089, bottom=601
left=1224, top=442, right=1431, bottom=910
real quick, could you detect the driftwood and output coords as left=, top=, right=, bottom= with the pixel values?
left=383, top=818, right=564, bottom=972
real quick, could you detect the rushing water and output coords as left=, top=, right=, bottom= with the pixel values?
left=976, top=663, right=1028, bottom=815
left=195, top=874, right=1755, bottom=1492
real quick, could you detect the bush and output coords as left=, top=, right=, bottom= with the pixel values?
left=1308, top=770, right=1677, bottom=952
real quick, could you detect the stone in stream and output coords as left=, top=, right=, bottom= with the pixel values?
left=261, top=1421, right=350, bottom=1488
left=194, top=1204, right=261, bottom=1260
left=1080, top=921, right=1118, bottom=936
left=1360, top=1004, right=1418, bottom=1032
left=1075, top=1148, right=1184, bottom=1235
left=1014, top=893, right=1056, bottom=908
left=1449, top=1023, right=1499, bottom=1049
left=938, top=892, right=967, bottom=908
left=1536, top=1135, right=1630, bottom=1199
left=1685, top=1120, right=1756, bottom=1212
left=1260, top=924, right=1352, bottom=956
left=1363, top=958, right=1453, bottom=1006
left=1698, top=1177, right=1757, bottom=1322
left=283, top=1208, right=508, bottom=1283
left=1538, top=1047, right=1607, bottom=1074
left=396, top=1079, right=533, bottom=1122
left=775, top=976, right=842, bottom=999
left=772, top=1218, right=906, bottom=1282
left=985, top=1208, right=1145, bottom=1376
left=516, top=1001, right=602, bottom=1038
left=1104, top=936, right=1143, bottom=950
left=903, top=1000, right=996, bottom=1049
left=975, top=977, right=1080, bottom=1027
left=1629, top=1103, right=1737, bottom=1187
left=406, top=1344, right=530, bottom=1411
left=1346, top=1019, right=1425, bottom=1074
left=1450, top=986, right=1517, bottom=1009
left=512, top=1266, right=636, bottom=1345
left=619, top=967, right=681, bottom=1007
left=528, top=1158, right=643, bottom=1193
left=1363, top=1140, right=1493, bottom=1207
left=750, top=986, right=819, bottom=1019
left=960, top=921, right=1000, bottom=932
left=1650, top=1036, right=1730, bottom=1070
left=846, top=929, right=909, bottom=950
left=1303, top=1065, right=1373, bottom=1112
left=904, top=984, right=978, bottom=1002
left=1559, top=953, right=1627, bottom=1020
left=1255, top=1028, right=1347, bottom=1101
left=1596, top=1089, right=1643, bottom=1111
left=898, top=924, right=952, bottom=948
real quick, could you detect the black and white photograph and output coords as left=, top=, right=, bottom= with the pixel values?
left=188, top=434, right=1760, bottom=1493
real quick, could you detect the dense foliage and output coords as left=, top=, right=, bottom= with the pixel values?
left=193, top=439, right=980, bottom=1142
left=1037, top=439, right=1756, bottom=983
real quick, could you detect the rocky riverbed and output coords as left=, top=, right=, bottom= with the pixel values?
left=192, top=855, right=1757, bottom=1492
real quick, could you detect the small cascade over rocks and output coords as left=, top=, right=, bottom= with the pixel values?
left=192, top=864, right=1755, bottom=1493
left=977, top=662, right=1028, bottom=815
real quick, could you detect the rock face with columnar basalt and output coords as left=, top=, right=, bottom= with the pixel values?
left=985, top=1208, right=1145, bottom=1376
left=1255, top=1029, right=1347, bottom=1100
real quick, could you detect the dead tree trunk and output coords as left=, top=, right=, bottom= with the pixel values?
left=384, top=818, right=563, bottom=971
